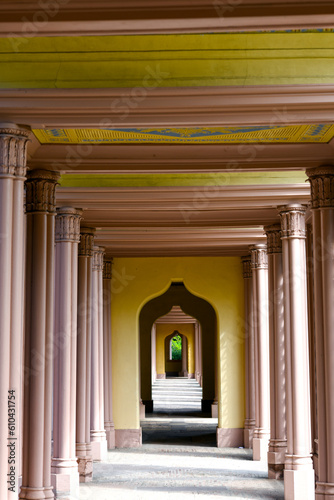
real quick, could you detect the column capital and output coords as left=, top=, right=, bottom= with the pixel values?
left=249, top=244, right=268, bottom=270
left=79, top=227, right=95, bottom=256
left=241, top=255, right=252, bottom=278
left=103, top=260, right=113, bottom=280
left=278, top=204, right=307, bottom=239
left=25, top=169, right=60, bottom=214
left=0, top=126, right=30, bottom=177
left=93, top=246, right=105, bottom=271
left=306, top=165, right=334, bottom=209
left=55, top=207, right=83, bottom=243
left=264, top=224, right=282, bottom=254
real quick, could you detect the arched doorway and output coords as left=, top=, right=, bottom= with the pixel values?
left=139, top=281, right=217, bottom=414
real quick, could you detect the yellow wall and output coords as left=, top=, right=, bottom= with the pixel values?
left=111, top=256, right=245, bottom=430
left=156, top=323, right=195, bottom=375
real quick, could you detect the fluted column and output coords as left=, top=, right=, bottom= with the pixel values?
left=249, top=244, right=270, bottom=461
left=90, top=246, right=107, bottom=461
left=241, top=256, right=256, bottom=449
left=265, top=225, right=287, bottom=479
left=76, top=227, right=95, bottom=483
left=0, top=126, right=29, bottom=499
left=20, top=169, right=60, bottom=500
left=103, top=260, right=115, bottom=450
left=307, top=166, right=334, bottom=499
left=278, top=204, right=315, bottom=500
left=51, top=208, right=82, bottom=499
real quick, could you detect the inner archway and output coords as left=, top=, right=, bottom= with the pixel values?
left=139, top=281, right=217, bottom=415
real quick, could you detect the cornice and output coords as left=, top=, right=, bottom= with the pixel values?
left=0, top=1, right=333, bottom=35
left=2, top=86, right=334, bottom=129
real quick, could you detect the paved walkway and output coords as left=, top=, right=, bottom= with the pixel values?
left=80, top=379, right=284, bottom=499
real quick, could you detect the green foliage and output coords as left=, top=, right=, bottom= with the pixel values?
left=171, top=334, right=182, bottom=360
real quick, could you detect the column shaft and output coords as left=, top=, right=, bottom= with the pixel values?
left=265, top=225, right=287, bottom=479
left=0, top=127, right=28, bottom=499
left=20, top=169, right=59, bottom=500
left=307, top=167, right=334, bottom=499
left=241, top=256, right=256, bottom=449
left=279, top=204, right=314, bottom=500
left=103, top=260, right=115, bottom=450
left=76, top=228, right=95, bottom=482
left=250, top=244, right=270, bottom=462
left=90, top=246, right=107, bottom=461
left=51, top=208, right=82, bottom=499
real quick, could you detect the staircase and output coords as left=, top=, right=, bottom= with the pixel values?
left=152, top=377, right=203, bottom=414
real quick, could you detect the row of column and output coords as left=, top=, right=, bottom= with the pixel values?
left=0, top=126, right=116, bottom=500
left=242, top=167, right=334, bottom=500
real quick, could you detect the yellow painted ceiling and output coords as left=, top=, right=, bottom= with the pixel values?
left=1, top=32, right=334, bottom=88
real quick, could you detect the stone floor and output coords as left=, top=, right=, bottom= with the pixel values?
left=79, top=379, right=284, bottom=499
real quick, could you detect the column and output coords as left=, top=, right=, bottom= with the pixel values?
left=20, top=169, right=60, bottom=500
left=265, top=225, right=287, bottom=479
left=151, top=324, right=157, bottom=385
left=103, top=260, right=115, bottom=450
left=90, top=246, right=107, bottom=461
left=194, top=322, right=199, bottom=383
left=180, top=335, right=188, bottom=377
left=51, top=208, right=82, bottom=498
left=278, top=204, right=315, bottom=499
left=249, top=244, right=270, bottom=461
left=76, top=227, right=95, bottom=483
left=307, top=166, right=334, bottom=499
left=241, top=255, right=256, bottom=449
left=0, top=126, right=29, bottom=499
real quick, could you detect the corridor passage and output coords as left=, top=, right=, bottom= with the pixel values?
left=79, top=378, right=284, bottom=499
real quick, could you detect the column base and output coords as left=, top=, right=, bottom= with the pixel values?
left=244, top=428, right=255, bottom=449
left=76, top=443, right=93, bottom=483
left=188, top=373, right=195, bottom=379
left=284, top=467, right=315, bottom=500
left=115, top=428, right=142, bottom=448
left=105, top=422, right=116, bottom=449
left=268, top=440, right=287, bottom=479
left=211, top=401, right=218, bottom=418
left=316, top=482, right=334, bottom=499
left=90, top=432, right=108, bottom=461
left=179, top=370, right=188, bottom=377
left=253, top=436, right=269, bottom=461
left=51, top=458, right=79, bottom=500
left=156, top=373, right=166, bottom=379
left=216, top=427, right=243, bottom=447
left=19, top=486, right=54, bottom=499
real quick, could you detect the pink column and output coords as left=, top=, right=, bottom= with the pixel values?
left=51, top=208, right=82, bottom=498
left=76, top=227, right=95, bottom=482
left=20, top=169, right=60, bottom=500
left=278, top=204, right=315, bottom=499
left=90, top=246, right=107, bottom=461
left=249, top=244, right=270, bottom=461
left=265, top=225, right=287, bottom=479
left=307, top=166, right=334, bottom=499
left=103, top=260, right=115, bottom=450
left=180, top=335, right=188, bottom=377
left=241, top=255, right=256, bottom=450
left=0, top=126, right=29, bottom=499
left=151, top=324, right=157, bottom=385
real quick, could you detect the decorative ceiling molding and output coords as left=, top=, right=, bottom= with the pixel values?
left=56, top=183, right=310, bottom=256
left=3, top=86, right=334, bottom=129
left=155, top=306, right=197, bottom=324
left=0, top=1, right=334, bottom=35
